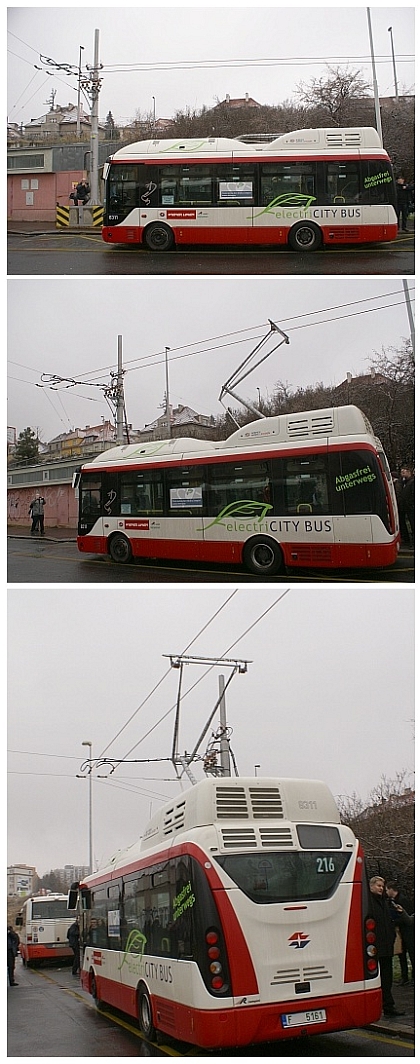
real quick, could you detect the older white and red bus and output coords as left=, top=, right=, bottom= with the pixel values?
left=74, top=405, right=399, bottom=575
left=16, top=893, right=77, bottom=967
left=70, top=777, right=381, bottom=1048
left=102, top=127, right=398, bottom=251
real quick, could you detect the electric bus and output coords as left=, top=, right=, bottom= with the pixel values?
left=74, top=405, right=399, bottom=574
left=16, top=893, right=77, bottom=966
left=70, top=777, right=382, bottom=1048
left=102, top=127, right=398, bottom=251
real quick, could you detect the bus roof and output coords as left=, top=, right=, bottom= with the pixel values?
left=82, top=777, right=343, bottom=882
left=81, top=406, right=375, bottom=470
left=108, top=127, right=384, bottom=163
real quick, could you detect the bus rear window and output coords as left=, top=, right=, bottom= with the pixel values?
left=32, top=901, right=76, bottom=919
left=215, top=851, right=351, bottom=903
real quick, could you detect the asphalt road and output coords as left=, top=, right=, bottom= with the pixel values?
left=7, top=535, right=414, bottom=584
left=7, top=229, right=414, bottom=276
left=7, top=961, right=414, bottom=1057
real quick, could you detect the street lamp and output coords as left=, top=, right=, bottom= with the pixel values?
left=81, top=741, right=93, bottom=874
left=388, top=27, right=399, bottom=101
left=254, top=764, right=261, bottom=776
left=152, top=96, right=156, bottom=134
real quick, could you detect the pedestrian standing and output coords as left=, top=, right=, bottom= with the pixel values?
left=67, top=919, right=81, bottom=975
left=400, top=466, right=415, bottom=547
left=369, top=876, right=405, bottom=1017
left=7, top=926, right=20, bottom=986
left=396, top=176, right=411, bottom=232
left=28, top=492, right=46, bottom=535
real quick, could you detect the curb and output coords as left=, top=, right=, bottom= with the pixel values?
left=369, top=1020, right=415, bottom=1041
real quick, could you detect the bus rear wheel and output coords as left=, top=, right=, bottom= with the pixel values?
left=143, top=223, right=175, bottom=251
left=109, top=533, right=132, bottom=564
left=288, top=221, right=322, bottom=252
left=138, top=984, right=157, bottom=1040
left=243, top=536, right=284, bottom=576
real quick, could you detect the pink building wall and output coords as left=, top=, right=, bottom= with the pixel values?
left=8, top=171, right=84, bottom=221
left=8, top=484, right=78, bottom=529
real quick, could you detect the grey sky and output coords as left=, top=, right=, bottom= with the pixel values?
left=8, top=586, right=414, bottom=876
left=7, top=277, right=414, bottom=440
left=8, top=6, right=415, bottom=128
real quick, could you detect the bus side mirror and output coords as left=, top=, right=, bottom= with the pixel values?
left=15, top=915, right=23, bottom=927
left=81, top=888, right=92, bottom=910
left=68, top=888, right=78, bottom=910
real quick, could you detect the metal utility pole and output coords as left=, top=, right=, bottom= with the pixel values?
left=165, top=347, right=171, bottom=437
left=87, top=29, right=102, bottom=204
left=81, top=741, right=93, bottom=875
left=116, top=335, right=124, bottom=443
left=388, top=26, right=399, bottom=101
left=367, top=8, right=383, bottom=146
left=218, top=675, right=231, bottom=777
left=403, top=280, right=415, bottom=352
left=76, top=45, right=84, bottom=137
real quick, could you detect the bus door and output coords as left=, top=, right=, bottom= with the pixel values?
left=256, top=161, right=319, bottom=234
left=166, top=466, right=206, bottom=558
left=214, top=163, right=257, bottom=239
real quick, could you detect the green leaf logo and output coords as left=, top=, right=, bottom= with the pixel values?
left=118, top=929, right=147, bottom=969
left=202, top=499, right=273, bottom=531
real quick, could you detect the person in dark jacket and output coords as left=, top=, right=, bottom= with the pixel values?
left=386, top=880, right=414, bottom=982
left=396, top=176, right=411, bottom=231
left=400, top=466, right=415, bottom=547
left=369, top=876, right=405, bottom=1017
left=67, top=920, right=81, bottom=975
left=7, top=926, right=20, bottom=986
left=28, top=492, right=46, bottom=535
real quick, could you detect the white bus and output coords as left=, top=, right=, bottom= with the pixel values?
left=102, top=127, right=398, bottom=251
left=71, top=777, right=382, bottom=1048
left=75, top=405, right=400, bottom=575
left=16, top=893, right=77, bottom=967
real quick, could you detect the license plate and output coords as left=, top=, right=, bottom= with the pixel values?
left=281, top=1009, right=327, bottom=1028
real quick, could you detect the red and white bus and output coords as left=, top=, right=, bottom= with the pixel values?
left=71, top=777, right=382, bottom=1048
left=102, top=127, right=398, bottom=251
left=74, top=405, right=399, bottom=575
left=16, top=894, right=77, bottom=967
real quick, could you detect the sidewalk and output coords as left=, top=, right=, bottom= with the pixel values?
left=8, top=221, right=97, bottom=235
left=8, top=525, right=76, bottom=542
left=369, top=978, right=415, bottom=1040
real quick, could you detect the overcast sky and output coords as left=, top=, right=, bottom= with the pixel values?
left=8, top=586, right=414, bottom=875
left=8, top=6, right=415, bottom=129
left=7, top=277, right=414, bottom=440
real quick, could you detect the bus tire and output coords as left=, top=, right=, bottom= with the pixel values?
left=91, top=970, right=105, bottom=1011
left=108, top=533, right=132, bottom=564
left=143, top=223, right=175, bottom=251
left=138, top=984, right=157, bottom=1040
left=288, top=221, right=322, bottom=252
left=243, top=536, right=284, bottom=576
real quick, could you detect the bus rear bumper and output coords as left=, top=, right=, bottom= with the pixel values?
left=153, top=986, right=383, bottom=1047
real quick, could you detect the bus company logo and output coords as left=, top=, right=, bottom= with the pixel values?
left=124, top=519, right=150, bottom=531
left=288, top=932, right=310, bottom=949
left=92, top=950, right=103, bottom=965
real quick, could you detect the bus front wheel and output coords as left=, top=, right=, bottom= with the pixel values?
left=138, top=984, right=157, bottom=1040
left=90, top=971, right=105, bottom=1011
left=243, top=536, right=284, bottom=576
left=288, top=221, right=322, bottom=252
left=143, top=223, right=175, bottom=251
left=109, top=533, right=132, bottom=564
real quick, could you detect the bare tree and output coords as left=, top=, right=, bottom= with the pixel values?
left=296, top=65, right=371, bottom=126
left=338, top=773, right=414, bottom=903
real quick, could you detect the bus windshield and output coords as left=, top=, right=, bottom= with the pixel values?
left=215, top=851, right=351, bottom=904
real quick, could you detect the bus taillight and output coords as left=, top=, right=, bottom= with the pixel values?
left=364, top=918, right=378, bottom=975
left=205, top=929, right=229, bottom=992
